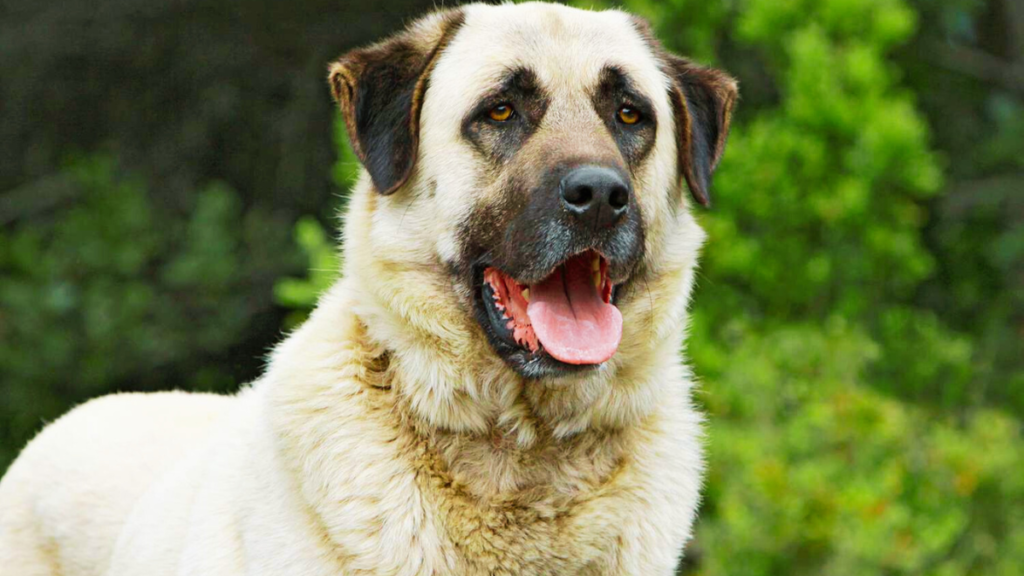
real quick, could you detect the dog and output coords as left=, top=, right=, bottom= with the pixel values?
left=0, top=3, right=736, bottom=574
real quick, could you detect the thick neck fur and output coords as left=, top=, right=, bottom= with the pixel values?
left=265, top=180, right=704, bottom=502
left=257, top=183, right=706, bottom=573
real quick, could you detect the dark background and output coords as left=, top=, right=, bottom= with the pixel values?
left=1, top=0, right=1022, bottom=574
left=1, top=0, right=437, bottom=425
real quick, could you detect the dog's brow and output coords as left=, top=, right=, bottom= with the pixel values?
left=591, top=65, right=658, bottom=170
left=463, top=67, right=543, bottom=119
left=495, top=66, right=541, bottom=97
left=595, top=66, right=650, bottom=106
left=460, top=64, right=550, bottom=164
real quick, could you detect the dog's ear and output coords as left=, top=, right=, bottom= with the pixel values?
left=663, top=54, right=738, bottom=207
left=328, top=10, right=464, bottom=195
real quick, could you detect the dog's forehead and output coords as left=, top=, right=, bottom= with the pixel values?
left=430, top=3, right=668, bottom=110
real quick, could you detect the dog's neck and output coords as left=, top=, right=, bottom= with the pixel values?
left=262, top=279, right=702, bottom=570
left=265, top=281, right=663, bottom=502
left=338, top=260, right=686, bottom=451
left=265, top=186, right=702, bottom=499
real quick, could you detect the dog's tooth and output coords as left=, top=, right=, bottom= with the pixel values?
left=521, top=288, right=530, bottom=302
left=592, top=255, right=600, bottom=272
left=594, top=271, right=601, bottom=289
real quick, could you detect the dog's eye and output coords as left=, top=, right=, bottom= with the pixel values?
left=617, top=106, right=641, bottom=125
left=488, top=104, right=515, bottom=122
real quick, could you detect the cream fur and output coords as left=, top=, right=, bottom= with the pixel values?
left=0, top=3, right=712, bottom=574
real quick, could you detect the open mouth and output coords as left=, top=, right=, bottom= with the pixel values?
left=480, top=250, right=622, bottom=367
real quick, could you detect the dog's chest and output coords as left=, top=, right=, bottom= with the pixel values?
left=420, top=483, right=622, bottom=574
left=408, top=440, right=633, bottom=575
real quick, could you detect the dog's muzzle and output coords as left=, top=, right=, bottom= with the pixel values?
left=469, top=161, right=645, bottom=378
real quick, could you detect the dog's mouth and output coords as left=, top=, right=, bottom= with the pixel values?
left=477, top=250, right=622, bottom=372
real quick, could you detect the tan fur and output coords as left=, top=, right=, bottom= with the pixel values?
left=0, top=3, right=731, bottom=574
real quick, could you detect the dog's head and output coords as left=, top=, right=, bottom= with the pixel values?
left=328, top=3, right=735, bottom=422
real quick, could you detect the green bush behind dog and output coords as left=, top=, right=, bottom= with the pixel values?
left=1, top=0, right=1021, bottom=574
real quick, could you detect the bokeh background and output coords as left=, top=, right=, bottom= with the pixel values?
left=1, top=0, right=1022, bottom=574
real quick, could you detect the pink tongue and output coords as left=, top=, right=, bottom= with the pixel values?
left=526, top=257, right=622, bottom=365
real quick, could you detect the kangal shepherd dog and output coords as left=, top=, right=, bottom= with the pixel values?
left=0, top=3, right=737, bottom=574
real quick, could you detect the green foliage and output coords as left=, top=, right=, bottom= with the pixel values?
left=902, top=1, right=1024, bottom=403
left=272, top=117, right=358, bottom=323
left=693, top=322, right=1024, bottom=576
left=273, top=216, right=342, bottom=328
left=0, top=0, right=1019, bottom=574
left=564, top=0, right=1024, bottom=573
left=331, top=115, right=364, bottom=193
left=581, top=0, right=1013, bottom=403
left=0, top=157, right=297, bottom=469
left=635, top=0, right=943, bottom=324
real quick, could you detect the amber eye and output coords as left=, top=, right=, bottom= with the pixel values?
left=617, top=106, right=641, bottom=125
left=488, top=104, right=514, bottom=122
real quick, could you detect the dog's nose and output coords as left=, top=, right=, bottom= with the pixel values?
left=560, top=166, right=630, bottom=228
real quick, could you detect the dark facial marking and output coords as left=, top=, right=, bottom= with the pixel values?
left=591, top=66, right=657, bottom=173
left=627, top=15, right=738, bottom=206
left=454, top=166, right=644, bottom=287
left=461, top=67, right=550, bottom=164
left=663, top=54, right=738, bottom=207
left=329, top=10, right=466, bottom=196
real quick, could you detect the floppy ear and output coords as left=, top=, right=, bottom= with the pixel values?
left=664, top=54, right=738, bottom=207
left=328, top=10, right=464, bottom=195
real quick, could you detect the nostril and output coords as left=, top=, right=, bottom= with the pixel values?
left=559, top=166, right=629, bottom=220
left=563, top=185, right=593, bottom=207
left=608, top=186, right=629, bottom=211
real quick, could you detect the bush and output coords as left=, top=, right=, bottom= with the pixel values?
left=271, top=117, right=357, bottom=323
left=266, top=1, right=1024, bottom=572
left=569, top=0, right=1024, bottom=573
left=0, top=157, right=298, bottom=469
left=690, top=321, right=1023, bottom=576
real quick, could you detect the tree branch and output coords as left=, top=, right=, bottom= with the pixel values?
left=1003, top=0, right=1024, bottom=61
left=941, top=174, right=1024, bottom=216
left=925, top=39, right=1024, bottom=95
left=0, top=174, right=80, bottom=226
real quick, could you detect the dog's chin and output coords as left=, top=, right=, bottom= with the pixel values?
left=471, top=250, right=626, bottom=380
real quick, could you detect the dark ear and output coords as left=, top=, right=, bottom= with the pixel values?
left=328, top=10, right=464, bottom=195
left=664, top=54, right=738, bottom=207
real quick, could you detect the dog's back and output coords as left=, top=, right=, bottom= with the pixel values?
left=0, top=392, right=234, bottom=576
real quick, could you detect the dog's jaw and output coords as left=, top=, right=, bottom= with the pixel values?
left=335, top=172, right=707, bottom=448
